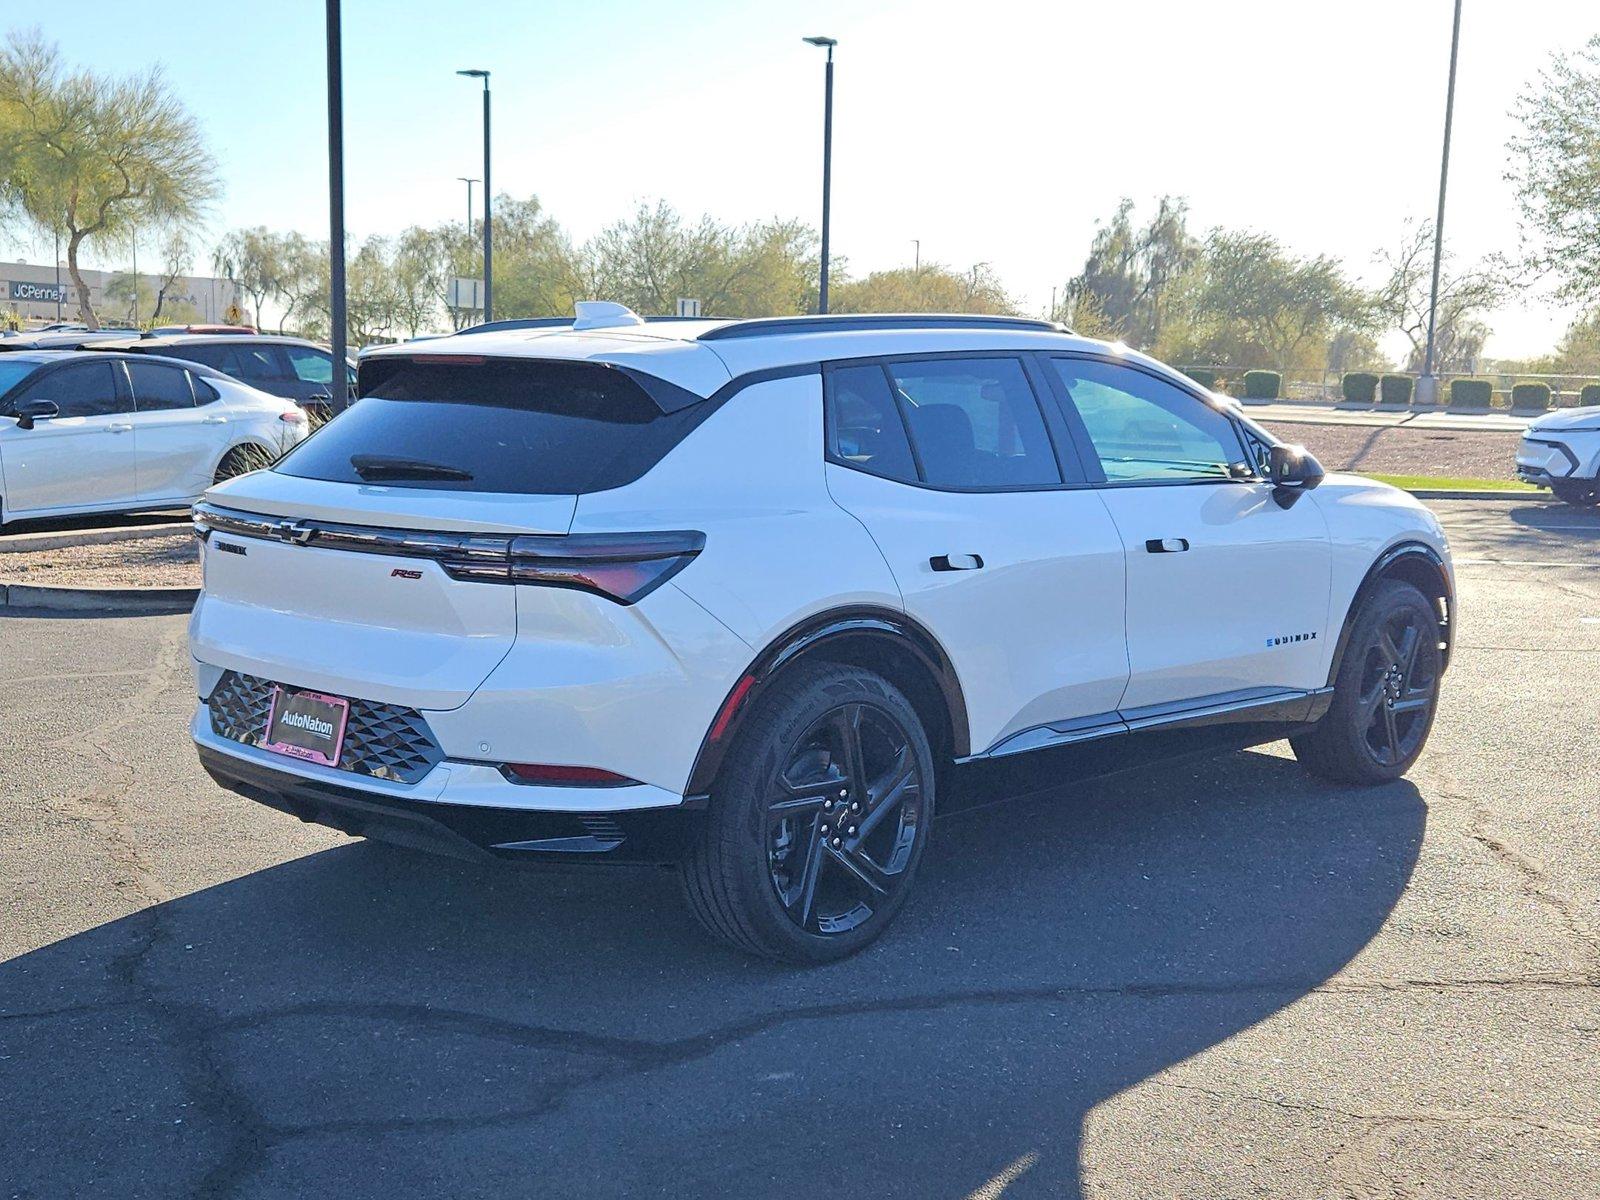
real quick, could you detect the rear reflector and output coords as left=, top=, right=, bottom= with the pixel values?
left=501, top=763, right=639, bottom=787
left=280, top=410, right=307, bottom=424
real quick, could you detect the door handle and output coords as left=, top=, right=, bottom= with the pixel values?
left=309, top=393, right=332, bottom=402
left=106, top=422, right=134, bottom=433
left=202, top=416, right=228, bottom=424
left=930, top=553, right=985, bottom=571
left=1145, top=538, right=1190, bottom=554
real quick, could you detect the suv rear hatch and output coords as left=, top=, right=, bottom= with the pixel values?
left=192, top=355, right=714, bottom=712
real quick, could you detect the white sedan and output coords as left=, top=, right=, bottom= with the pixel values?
left=0, top=350, right=309, bottom=526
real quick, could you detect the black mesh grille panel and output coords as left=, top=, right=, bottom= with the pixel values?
left=207, top=670, right=444, bottom=785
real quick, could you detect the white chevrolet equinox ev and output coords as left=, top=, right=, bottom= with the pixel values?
left=189, top=305, right=1454, bottom=962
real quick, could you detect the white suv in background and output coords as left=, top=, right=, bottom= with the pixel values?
left=189, top=305, right=1454, bottom=962
left=1, top=351, right=308, bottom=526
left=1517, top=405, right=1600, bottom=506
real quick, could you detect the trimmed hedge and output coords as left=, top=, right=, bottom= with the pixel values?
left=1511, top=382, right=1552, bottom=411
left=1581, top=383, right=1600, bottom=408
left=1180, top=366, right=1218, bottom=389
left=1448, top=378, right=1493, bottom=408
left=1380, top=373, right=1413, bottom=406
left=1242, top=370, right=1280, bottom=400
left=1342, top=372, right=1379, bottom=404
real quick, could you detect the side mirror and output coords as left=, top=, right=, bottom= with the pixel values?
left=1268, top=443, right=1324, bottom=508
left=10, top=398, right=59, bottom=431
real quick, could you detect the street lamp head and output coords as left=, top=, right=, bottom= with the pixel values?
left=802, top=36, right=836, bottom=48
left=456, top=68, right=489, bottom=78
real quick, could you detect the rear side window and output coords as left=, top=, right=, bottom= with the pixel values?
left=284, top=345, right=334, bottom=384
left=275, top=358, right=707, bottom=494
left=127, top=361, right=196, bottom=411
left=887, top=358, right=1062, bottom=489
left=223, top=345, right=288, bottom=382
left=825, top=364, right=918, bottom=484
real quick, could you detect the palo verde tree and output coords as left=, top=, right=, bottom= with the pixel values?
left=0, top=31, right=218, bottom=328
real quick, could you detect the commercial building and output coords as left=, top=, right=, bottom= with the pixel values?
left=2, top=260, right=242, bottom=326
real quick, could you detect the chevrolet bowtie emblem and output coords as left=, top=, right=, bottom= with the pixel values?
left=274, top=520, right=314, bottom=545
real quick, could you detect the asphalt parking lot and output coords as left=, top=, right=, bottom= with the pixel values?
left=2, top=499, right=1597, bottom=1199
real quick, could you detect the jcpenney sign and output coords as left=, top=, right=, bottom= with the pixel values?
left=9, top=280, right=68, bottom=303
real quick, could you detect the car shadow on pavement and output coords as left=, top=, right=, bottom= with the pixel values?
left=1, top=747, right=1424, bottom=1199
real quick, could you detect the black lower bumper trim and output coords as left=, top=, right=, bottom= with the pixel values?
left=198, top=744, right=701, bottom=867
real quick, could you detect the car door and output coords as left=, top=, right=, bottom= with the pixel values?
left=1043, top=355, right=1332, bottom=714
left=823, top=355, right=1129, bottom=757
left=124, top=360, right=221, bottom=501
left=0, top=360, right=137, bottom=516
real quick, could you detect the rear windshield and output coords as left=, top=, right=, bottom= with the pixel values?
left=274, top=358, right=707, bottom=494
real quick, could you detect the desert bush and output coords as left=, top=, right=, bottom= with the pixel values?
left=1242, top=370, right=1281, bottom=400
left=1380, top=374, right=1413, bottom=405
left=1342, top=372, right=1379, bottom=404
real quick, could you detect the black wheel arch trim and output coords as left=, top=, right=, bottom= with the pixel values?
left=1326, top=540, right=1454, bottom=687
left=684, top=606, right=971, bottom=796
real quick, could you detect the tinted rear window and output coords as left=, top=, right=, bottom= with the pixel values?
left=274, top=358, right=707, bottom=494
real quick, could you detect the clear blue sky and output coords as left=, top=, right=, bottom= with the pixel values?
left=15, top=1, right=1597, bottom=356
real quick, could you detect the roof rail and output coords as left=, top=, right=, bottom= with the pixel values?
left=695, top=313, right=1070, bottom=342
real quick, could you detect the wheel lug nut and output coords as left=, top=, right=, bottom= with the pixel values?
left=831, top=837, right=842, bottom=848
left=848, top=826, right=857, bottom=835
left=824, top=800, right=833, bottom=810
left=839, top=789, right=848, bottom=799
left=820, top=824, right=829, bottom=833
left=850, top=802, right=860, bottom=812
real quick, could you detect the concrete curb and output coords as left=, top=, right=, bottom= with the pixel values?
left=0, top=583, right=198, bottom=613
left=0, top=521, right=190, bottom=554
left=1406, top=489, right=1552, bottom=501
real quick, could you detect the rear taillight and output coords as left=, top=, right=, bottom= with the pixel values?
left=500, top=763, right=639, bottom=787
left=499, top=530, right=705, bottom=604
left=280, top=410, right=306, bottom=424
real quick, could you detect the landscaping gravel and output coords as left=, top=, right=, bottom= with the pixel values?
left=0, top=532, right=198, bottom=589
left=1257, top=419, right=1522, bottom=482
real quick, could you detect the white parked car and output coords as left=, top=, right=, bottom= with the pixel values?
left=189, top=305, right=1454, bottom=962
left=0, top=351, right=308, bottom=526
left=1516, top=406, right=1600, bottom=506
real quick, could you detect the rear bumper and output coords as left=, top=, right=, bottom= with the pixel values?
left=195, top=733, right=703, bottom=867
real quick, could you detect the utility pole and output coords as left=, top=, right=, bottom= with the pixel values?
left=803, top=37, right=837, bottom=313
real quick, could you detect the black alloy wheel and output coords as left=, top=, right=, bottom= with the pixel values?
left=1292, top=578, right=1443, bottom=784
left=681, top=663, right=936, bottom=962
left=766, top=701, right=925, bottom=936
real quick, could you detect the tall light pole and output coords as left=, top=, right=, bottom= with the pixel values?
left=803, top=36, right=836, bottom=314
left=457, top=69, right=492, bottom=322
left=912, top=239, right=920, bottom=272
left=326, top=0, right=348, bottom=408
left=1419, top=0, right=1464, bottom=407
left=54, top=231, right=61, bottom=322
left=457, top=176, right=479, bottom=240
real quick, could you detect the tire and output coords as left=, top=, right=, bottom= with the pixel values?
left=1551, top=479, right=1600, bottom=507
left=681, top=662, right=936, bottom=963
left=1291, top=578, right=1443, bottom=785
left=213, top=445, right=260, bottom=484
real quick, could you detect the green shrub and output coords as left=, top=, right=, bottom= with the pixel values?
left=1342, top=372, right=1379, bottom=404
left=1580, top=383, right=1600, bottom=408
left=1510, top=382, right=1552, bottom=410
left=1242, top=370, right=1281, bottom=400
left=1180, top=366, right=1218, bottom=389
left=1380, top=374, right=1413, bottom=405
left=1448, top=378, right=1492, bottom=408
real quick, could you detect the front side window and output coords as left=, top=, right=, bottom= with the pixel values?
left=885, top=358, right=1062, bottom=489
left=127, top=361, right=196, bottom=411
left=285, top=345, right=334, bottom=384
left=11, top=362, right=128, bottom=419
left=1048, top=358, right=1248, bottom=483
